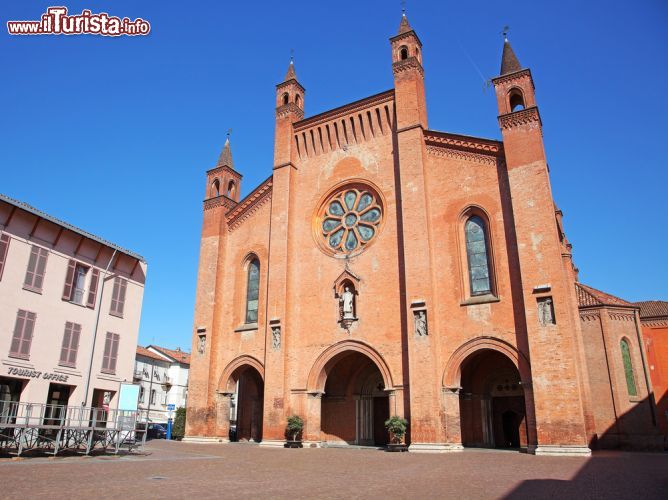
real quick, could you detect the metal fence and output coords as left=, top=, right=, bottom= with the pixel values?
left=0, top=400, right=148, bottom=456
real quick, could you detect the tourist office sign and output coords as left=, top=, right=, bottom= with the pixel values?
left=7, top=366, right=69, bottom=383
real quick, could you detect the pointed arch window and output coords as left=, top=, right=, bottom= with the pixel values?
left=465, top=215, right=492, bottom=295
left=620, top=339, right=637, bottom=397
left=245, top=258, right=260, bottom=324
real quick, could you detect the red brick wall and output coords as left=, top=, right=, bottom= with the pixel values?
left=642, top=321, right=668, bottom=438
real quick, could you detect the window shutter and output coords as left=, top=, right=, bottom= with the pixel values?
left=33, top=248, right=48, bottom=290
left=0, top=233, right=10, bottom=281
left=60, top=322, right=72, bottom=365
left=69, top=323, right=81, bottom=365
left=10, top=311, right=26, bottom=356
left=110, top=334, right=119, bottom=372
left=110, top=278, right=120, bottom=314
left=62, top=260, right=76, bottom=300
left=102, top=332, right=112, bottom=371
left=24, top=246, right=39, bottom=288
left=20, top=312, right=36, bottom=358
left=86, top=269, right=100, bottom=308
left=117, top=279, right=127, bottom=316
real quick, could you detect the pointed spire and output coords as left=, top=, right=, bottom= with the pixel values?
left=500, top=37, right=522, bottom=75
left=398, top=12, right=412, bottom=34
left=216, top=134, right=233, bottom=168
left=284, top=51, right=297, bottom=82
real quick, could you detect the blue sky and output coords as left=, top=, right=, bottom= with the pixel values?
left=2, top=0, right=667, bottom=351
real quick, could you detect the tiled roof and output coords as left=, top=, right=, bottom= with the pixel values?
left=148, top=345, right=190, bottom=365
left=634, top=301, right=668, bottom=319
left=0, top=193, right=145, bottom=262
left=136, top=346, right=168, bottom=362
left=575, top=283, right=636, bottom=309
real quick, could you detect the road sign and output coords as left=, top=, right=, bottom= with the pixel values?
left=167, top=404, right=175, bottom=411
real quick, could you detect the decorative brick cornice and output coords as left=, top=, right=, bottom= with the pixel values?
left=203, top=195, right=237, bottom=211
left=491, top=68, right=533, bottom=87
left=276, top=103, right=304, bottom=120
left=276, top=78, right=305, bottom=92
left=206, top=164, right=242, bottom=178
left=608, top=311, right=635, bottom=322
left=226, top=176, right=273, bottom=231
left=389, top=30, right=423, bottom=47
left=580, top=311, right=601, bottom=322
left=426, top=145, right=498, bottom=166
left=424, top=130, right=503, bottom=165
left=641, top=319, right=668, bottom=328
left=293, top=90, right=394, bottom=132
left=424, top=131, right=503, bottom=154
left=392, top=57, right=424, bottom=77
left=498, top=106, right=541, bottom=130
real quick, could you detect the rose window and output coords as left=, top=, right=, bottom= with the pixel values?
left=319, top=187, right=383, bottom=254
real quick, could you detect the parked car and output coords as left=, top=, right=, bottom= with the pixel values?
left=147, top=423, right=167, bottom=439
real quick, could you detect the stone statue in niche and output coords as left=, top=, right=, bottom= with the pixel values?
left=272, top=326, right=281, bottom=350
left=198, top=334, right=206, bottom=354
left=340, top=286, right=355, bottom=319
left=538, top=297, right=555, bottom=326
left=414, top=310, right=428, bottom=336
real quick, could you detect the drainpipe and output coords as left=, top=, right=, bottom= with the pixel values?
left=82, top=249, right=117, bottom=407
left=146, top=358, right=156, bottom=421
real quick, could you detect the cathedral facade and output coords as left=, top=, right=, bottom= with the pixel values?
left=185, top=16, right=663, bottom=453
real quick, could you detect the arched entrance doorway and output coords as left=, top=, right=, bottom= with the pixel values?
left=320, top=351, right=390, bottom=446
left=226, top=364, right=264, bottom=442
left=459, top=349, right=527, bottom=449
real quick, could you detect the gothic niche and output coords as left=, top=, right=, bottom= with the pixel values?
left=537, top=296, right=556, bottom=326
left=411, top=301, right=428, bottom=337
left=333, top=269, right=360, bottom=333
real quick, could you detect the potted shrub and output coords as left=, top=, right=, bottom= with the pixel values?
left=285, top=415, right=304, bottom=448
left=385, top=415, right=408, bottom=452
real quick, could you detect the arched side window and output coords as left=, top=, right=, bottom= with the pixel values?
left=509, top=88, right=525, bottom=112
left=295, top=94, right=301, bottom=107
left=620, top=339, right=638, bottom=396
left=211, top=179, right=220, bottom=197
left=245, top=258, right=260, bottom=324
left=227, top=180, right=236, bottom=198
left=465, top=215, right=492, bottom=296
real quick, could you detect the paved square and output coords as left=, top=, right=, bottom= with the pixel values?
left=2, top=441, right=666, bottom=499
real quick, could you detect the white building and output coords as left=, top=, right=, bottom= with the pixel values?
left=0, top=193, right=147, bottom=411
left=134, top=345, right=189, bottom=422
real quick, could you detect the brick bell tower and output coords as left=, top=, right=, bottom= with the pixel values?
left=390, top=13, right=447, bottom=451
left=260, top=60, right=305, bottom=445
left=492, top=36, right=593, bottom=455
left=186, top=137, right=241, bottom=438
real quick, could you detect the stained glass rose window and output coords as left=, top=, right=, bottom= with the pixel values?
left=318, top=185, right=383, bottom=255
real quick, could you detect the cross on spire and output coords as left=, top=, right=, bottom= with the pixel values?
left=501, top=25, right=510, bottom=41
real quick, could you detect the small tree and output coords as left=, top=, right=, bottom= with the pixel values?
left=286, top=415, right=304, bottom=441
left=384, top=415, right=408, bottom=444
left=172, top=407, right=186, bottom=440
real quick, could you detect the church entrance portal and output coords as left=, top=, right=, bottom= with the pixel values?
left=459, top=349, right=527, bottom=449
left=321, top=352, right=389, bottom=446
left=229, top=365, right=263, bottom=442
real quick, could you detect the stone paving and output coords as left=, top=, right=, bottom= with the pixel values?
left=1, top=440, right=666, bottom=499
